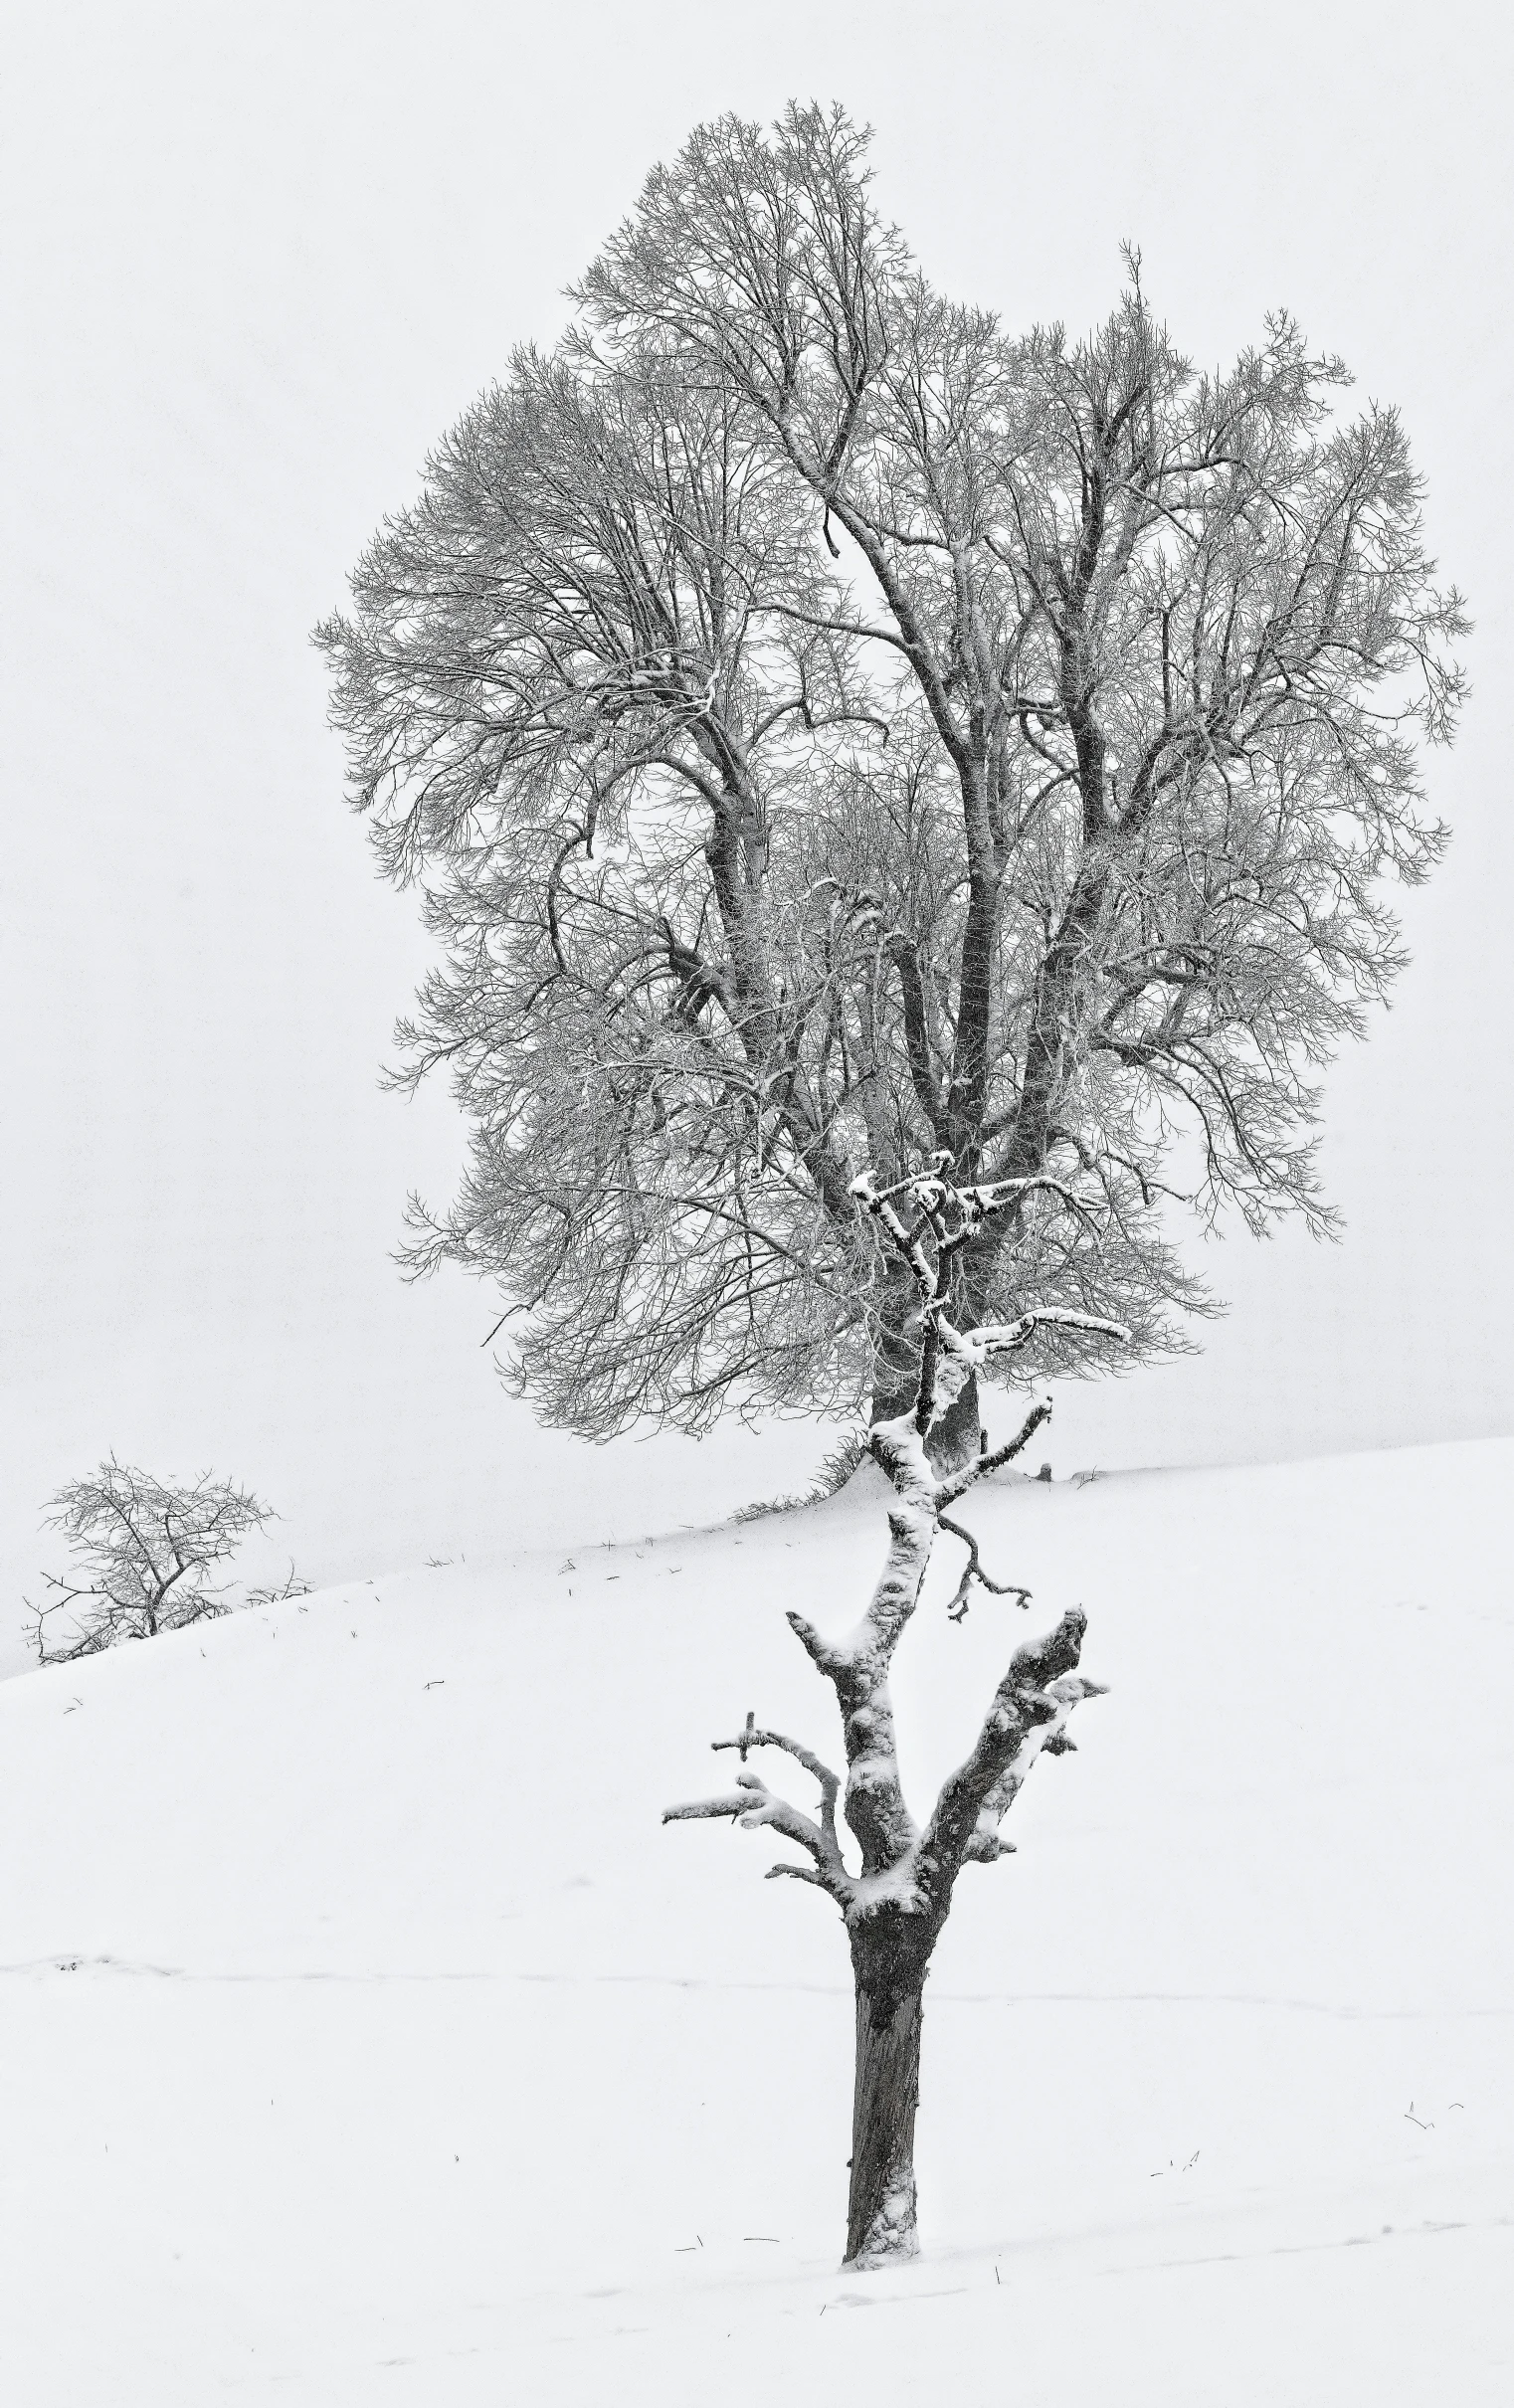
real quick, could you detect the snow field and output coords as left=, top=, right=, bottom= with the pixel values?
left=2, top=1437, right=1510, bottom=2402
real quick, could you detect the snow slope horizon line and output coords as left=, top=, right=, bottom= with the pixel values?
left=8, top=1428, right=1510, bottom=1690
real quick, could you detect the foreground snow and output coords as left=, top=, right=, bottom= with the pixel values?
left=2, top=1438, right=1510, bottom=2403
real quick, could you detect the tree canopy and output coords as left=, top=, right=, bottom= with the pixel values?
left=316, top=103, right=1464, bottom=1457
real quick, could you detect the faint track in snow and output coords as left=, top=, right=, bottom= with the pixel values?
left=3, top=1953, right=1511, bottom=2021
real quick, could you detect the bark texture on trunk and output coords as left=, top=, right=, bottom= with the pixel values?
left=847, top=1976, right=925, bottom=2266
left=925, top=1377, right=981, bottom=1477
left=847, top=1905, right=939, bottom=2266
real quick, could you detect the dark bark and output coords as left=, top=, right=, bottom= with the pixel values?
left=945, top=836, right=1002, bottom=1172
left=847, top=1916, right=938, bottom=2265
left=1005, top=854, right=1113, bottom=1178
left=922, top=1378, right=980, bottom=1477
left=861, top=1251, right=991, bottom=1473
left=869, top=1264, right=925, bottom=1432
left=870, top=1359, right=981, bottom=1475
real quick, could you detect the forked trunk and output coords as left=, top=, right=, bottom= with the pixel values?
left=847, top=1973, right=926, bottom=2265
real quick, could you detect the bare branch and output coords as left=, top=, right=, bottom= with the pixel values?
left=663, top=1764, right=854, bottom=1902
left=936, top=1511, right=1032, bottom=1623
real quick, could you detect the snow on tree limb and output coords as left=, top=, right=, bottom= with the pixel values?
left=663, top=1767, right=854, bottom=1903
left=668, top=1171, right=1115, bottom=1925
left=936, top=1394, right=1053, bottom=1505
left=847, top=1168, right=1130, bottom=1469
left=711, top=1721, right=845, bottom=1865
left=917, top=1610, right=1104, bottom=1894
left=962, top=1307, right=1134, bottom=1367
left=666, top=1604, right=1106, bottom=1918
left=711, top=1719, right=841, bottom=1796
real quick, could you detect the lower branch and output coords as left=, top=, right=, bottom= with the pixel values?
left=959, top=1664, right=1106, bottom=1860
left=936, top=1394, right=1053, bottom=1507
left=662, top=1757, right=855, bottom=1905
left=712, top=1718, right=844, bottom=1864
left=918, top=1607, right=1107, bottom=1887
left=937, top=1511, right=1032, bottom=1623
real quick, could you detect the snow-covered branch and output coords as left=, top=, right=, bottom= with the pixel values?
left=850, top=1166, right=1131, bottom=1462
left=708, top=1173, right=1125, bottom=1885
left=958, top=1306, right=1133, bottom=1370
left=784, top=1464, right=927, bottom=1879
left=711, top=1716, right=844, bottom=1862
left=917, top=1607, right=1108, bottom=1889
left=666, top=1595, right=1107, bottom=1922
left=662, top=1743, right=855, bottom=1903
left=936, top=1393, right=1053, bottom=1505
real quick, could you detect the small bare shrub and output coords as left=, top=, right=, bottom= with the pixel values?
left=25, top=1460, right=280, bottom=1664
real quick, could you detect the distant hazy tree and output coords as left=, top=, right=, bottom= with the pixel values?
left=316, top=105, right=1464, bottom=2265
left=25, top=1461, right=275, bottom=1664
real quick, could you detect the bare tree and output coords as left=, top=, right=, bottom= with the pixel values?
left=314, top=104, right=1464, bottom=2264
left=316, top=103, right=1464, bottom=1473
left=666, top=1164, right=1126, bottom=2263
left=25, top=1460, right=275, bottom=1664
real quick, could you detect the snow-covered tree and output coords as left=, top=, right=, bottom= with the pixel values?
left=668, top=1163, right=1126, bottom=2261
left=25, top=1461, right=275, bottom=1663
left=315, top=105, right=1464, bottom=2262
left=316, top=105, right=1463, bottom=1474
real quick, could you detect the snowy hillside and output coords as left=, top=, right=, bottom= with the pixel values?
left=2, top=1438, right=1511, bottom=2404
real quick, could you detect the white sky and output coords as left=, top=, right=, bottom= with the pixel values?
left=4, top=0, right=1510, bottom=1666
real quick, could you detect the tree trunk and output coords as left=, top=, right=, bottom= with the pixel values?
left=926, top=1377, right=982, bottom=1476
left=870, top=1264, right=926, bottom=1430
left=846, top=1973, right=925, bottom=2266
left=870, top=1371, right=980, bottom=1472
left=871, top=1363, right=986, bottom=1484
left=869, top=1249, right=993, bottom=1477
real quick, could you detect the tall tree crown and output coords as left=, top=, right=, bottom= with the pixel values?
left=314, top=102, right=1465, bottom=1444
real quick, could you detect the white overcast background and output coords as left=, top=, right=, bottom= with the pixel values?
left=3, top=0, right=1510, bottom=1673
